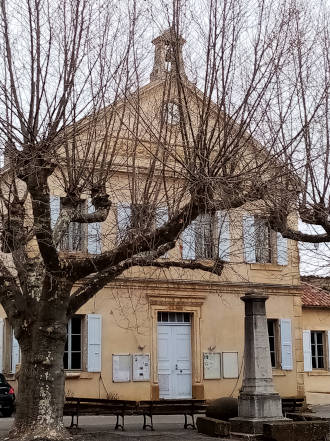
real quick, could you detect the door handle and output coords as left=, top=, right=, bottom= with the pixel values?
left=175, top=364, right=178, bottom=370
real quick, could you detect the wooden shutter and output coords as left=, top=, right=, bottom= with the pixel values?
left=50, top=196, right=60, bottom=229
left=182, top=224, right=195, bottom=259
left=0, top=319, right=3, bottom=373
left=277, top=232, right=288, bottom=265
left=11, top=330, right=20, bottom=373
left=87, top=314, right=102, bottom=372
left=280, top=319, right=293, bottom=370
left=243, top=215, right=256, bottom=263
left=217, top=211, right=230, bottom=262
left=303, top=330, right=312, bottom=372
left=88, top=200, right=101, bottom=254
left=117, top=203, right=131, bottom=242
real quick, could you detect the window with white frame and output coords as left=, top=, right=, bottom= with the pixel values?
left=266, top=318, right=293, bottom=371
left=311, top=331, right=325, bottom=369
left=267, top=319, right=278, bottom=368
left=303, top=329, right=330, bottom=371
left=63, top=314, right=102, bottom=372
left=50, top=196, right=101, bottom=254
left=182, top=211, right=230, bottom=261
left=243, top=214, right=288, bottom=265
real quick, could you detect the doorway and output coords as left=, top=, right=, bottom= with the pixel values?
left=157, top=312, right=192, bottom=399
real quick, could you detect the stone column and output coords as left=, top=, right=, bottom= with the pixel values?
left=231, top=291, right=285, bottom=435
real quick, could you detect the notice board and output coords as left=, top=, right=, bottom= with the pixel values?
left=222, top=352, right=239, bottom=378
left=203, top=352, right=221, bottom=379
left=132, top=354, right=150, bottom=381
left=112, top=354, right=131, bottom=382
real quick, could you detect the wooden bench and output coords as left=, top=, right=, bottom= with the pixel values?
left=64, top=397, right=137, bottom=430
left=282, top=397, right=305, bottom=415
left=138, top=399, right=206, bottom=430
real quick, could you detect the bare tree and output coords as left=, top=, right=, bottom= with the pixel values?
left=260, top=0, right=330, bottom=274
left=0, top=0, right=303, bottom=439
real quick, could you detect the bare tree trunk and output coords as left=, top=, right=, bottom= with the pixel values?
left=10, top=317, right=68, bottom=440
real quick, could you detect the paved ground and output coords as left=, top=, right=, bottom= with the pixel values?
left=0, top=406, right=329, bottom=440
left=0, top=414, right=210, bottom=440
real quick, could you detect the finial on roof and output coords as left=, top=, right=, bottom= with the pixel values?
left=150, top=28, right=187, bottom=82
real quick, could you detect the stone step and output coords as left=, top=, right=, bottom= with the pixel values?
left=230, top=432, right=264, bottom=440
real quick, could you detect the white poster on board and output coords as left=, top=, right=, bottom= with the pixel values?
left=222, top=352, right=239, bottom=379
left=203, top=352, right=221, bottom=379
left=112, top=354, right=131, bottom=382
left=132, top=354, right=150, bottom=381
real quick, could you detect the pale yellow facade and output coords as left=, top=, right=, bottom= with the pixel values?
left=302, top=307, right=330, bottom=405
left=0, top=30, right=309, bottom=405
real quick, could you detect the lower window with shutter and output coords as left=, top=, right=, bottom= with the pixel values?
left=303, top=329, right=330, bottom=371
left=63, top=314, right=102, bottom=372
left=267, top=319, right=280, bottom=368
left=64, top=316, right=82, bottom=370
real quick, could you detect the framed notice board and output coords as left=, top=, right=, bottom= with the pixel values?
left=112, top=354, right=131, bottom=382
left=132, top=354, right=150, bottom=382
left=203, top=352, right=221, bottom=379
left=222, top=352, right=239, bottom=379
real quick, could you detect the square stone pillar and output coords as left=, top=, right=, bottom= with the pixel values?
left=231, top=291, right=287, bottom=435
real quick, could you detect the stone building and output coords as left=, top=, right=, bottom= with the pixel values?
left=0, top=29, right=305, bottom=403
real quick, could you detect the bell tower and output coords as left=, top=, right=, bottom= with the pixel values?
left=150, top=28, right=187, bottom=82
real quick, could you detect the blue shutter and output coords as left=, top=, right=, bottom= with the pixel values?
left=243, top=215, right=256, bottom=263
left=88, top=200, right=101, bottom=254
left=217, top=211, right=230, bottom=261
left=277, top=233, right=288, bottom=265
left=117, top=203, right=131, bottom=242
left=11, top=331, right=20, bottom=373
left=87, top=314, right=102, bottom=372
left=280, top=319, right=293, bottom=370
left=182, top=223, right=195, bottom=259
left=50, top=196, right=60, bottom=229
left=303, top=330, right=312, bottom=372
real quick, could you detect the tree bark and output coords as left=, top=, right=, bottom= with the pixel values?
left=9, top=319, right=69, bottom=440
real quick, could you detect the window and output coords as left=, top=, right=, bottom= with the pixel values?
left=117, top=203, right=167, bottom=245
left=267, top=319, right=293, bottom=371
left=162, top=102, right=180, bottom=125
left=267, top=319, right=278, bottom=368
left=195, top=214, right=214, bottom=259
left=64, top=317, right=82, bottom=370
left=157, top=311, right=191, bottom=323
left=50, top=196, right=101, bottom=254
left=311, top=331, right=325, bottom=369
left=255, top=217, right=272, bottom=263
left=243, top=214, right=288, bottom=265
left=182, top=211, right=230, bottom=261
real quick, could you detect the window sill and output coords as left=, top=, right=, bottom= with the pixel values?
left=272, top=369, right=286, bottom=376
left=250, top=263, right=284, bottom=271
left=308, top=370, right=330, bottom=376
left=65, top=371, right=93, bottom=379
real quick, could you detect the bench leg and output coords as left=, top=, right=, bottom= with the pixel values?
left=143, top=413, right=154, bottom=431
left=115, top=414, right=125, bottom=431
left=184, top=413, right=195, bottom=430
left=70, top=413, right=79, bottom=428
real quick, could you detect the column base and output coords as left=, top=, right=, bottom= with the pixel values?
left=238, top=393, right=283, bottom=420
